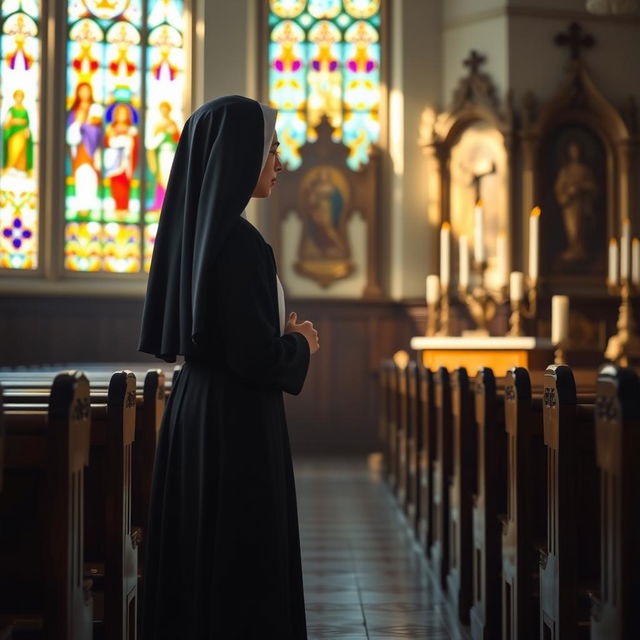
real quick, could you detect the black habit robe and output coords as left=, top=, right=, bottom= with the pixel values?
left=138, top=96, right=311, bottom=639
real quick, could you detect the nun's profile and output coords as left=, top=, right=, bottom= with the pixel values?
left=138, top=95, right=319, bottom=639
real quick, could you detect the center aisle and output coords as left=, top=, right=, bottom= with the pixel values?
left=294, top=457, right=453, bottom=640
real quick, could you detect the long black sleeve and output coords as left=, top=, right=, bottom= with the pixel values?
left=212, top=218, right=310, bottom=395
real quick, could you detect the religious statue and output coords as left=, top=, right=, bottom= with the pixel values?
left=147, top=101, right=180, bottom=211
left=66, top=82, right=103, bottom=217
left=554, top=140, right=598, bottom=262
left=103, top=102, right=139, bottom=218
left=2, top=89, right=33, bottom=177
left=303, top=167, right=346, bottom=257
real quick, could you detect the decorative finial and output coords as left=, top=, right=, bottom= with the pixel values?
left=463, top=49, right=486, bottom=75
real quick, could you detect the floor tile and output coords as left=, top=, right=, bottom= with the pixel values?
left=295, top=457, right=452, bottom=639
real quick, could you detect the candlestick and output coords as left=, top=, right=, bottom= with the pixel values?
left=632, top=238, right=640, bottom=286
left=551, top=295, right=569, bottom=345
left=621, top=218, right=631, bottom=281
left=529, top=206, right=541, bottom=283
left=440, top=222, right=451, bottom=288
left=608, top=238, right=619, bottom=288
left=510, top=271, right=524, bottom=301
left=474, top=200, right=485, bottom=263
left=496, top=233, right=508, bottom=288
left=426, top=274, right=440, bottom=305
left=459, top=235, right=470, bottom=289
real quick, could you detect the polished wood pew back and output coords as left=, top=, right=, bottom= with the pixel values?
left=0, top=372, right=93, bottom=639
left=447, top=367, right=476, bottom=625
left=470, top=367, right=507, bottom=640
left=539, top=365, right=599, bottom=640
left=501, top=367, right=547, bottom=640
left=590, top=364, right=640, bottom=639
left=416, top=361, right=436, bottom=557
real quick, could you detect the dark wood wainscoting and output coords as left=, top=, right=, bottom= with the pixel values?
left=0, top=295, right=424, bottom=455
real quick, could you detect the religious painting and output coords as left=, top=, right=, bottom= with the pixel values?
left=537, top=123, right=607, bottom=276
left=449, top=122, right=509, bottom=289
left=294, top=163, right=355, bottom=286
left=64, top=0, right=186, bottom=274
left=0, top=0, right=41, bottom=270
left=267, top=0, right=381, bottom=171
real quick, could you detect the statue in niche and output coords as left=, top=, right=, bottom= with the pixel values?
left=554, top=140, right=598, bottom=263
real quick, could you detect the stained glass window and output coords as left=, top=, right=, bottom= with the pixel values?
left=0, top=0, right=41, bottom=270
left=65, top=0, right=185, bottom=273
left=268, top=0, right=381, bottom=171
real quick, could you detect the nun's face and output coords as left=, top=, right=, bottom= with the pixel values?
left=251, top=132, right=283, bottom=198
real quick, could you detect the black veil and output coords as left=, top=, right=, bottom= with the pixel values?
left=138, top=95, right=272, bottom=362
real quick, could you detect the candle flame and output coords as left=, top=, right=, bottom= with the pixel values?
left=610, top=237, right=618, bottom=246
left=633, top=237, right=640, bottom=246
left=624, top=218, right=631, bottom=226
left=442, top=221, right=451, bottom=230
left=531, top=206, right=541, bottom=217
left=476, top=199, right=483, bottom=207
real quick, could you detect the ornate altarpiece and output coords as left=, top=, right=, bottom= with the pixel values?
left=419, top=51, right=515, bottom=292
left=521, top=24, right=637, bottom=293
left=269, top=116, right=383, bottom=298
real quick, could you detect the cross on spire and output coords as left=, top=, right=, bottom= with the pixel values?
left=463, top=50, right=486, bottom=75
left=554, top=22, right=595, bottom=60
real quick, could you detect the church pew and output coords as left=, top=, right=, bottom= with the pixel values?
left=378, top=359, right=394, bottom=481
left=431, top=367, right=453, bottom=590
left=416, top=360, right=436, bottom=557
left=0, top=372, right=93, bottom=639
left=3, top=370, right=165, bottom=640
left=590, top=365, right=640, bottom=639
left=446, top=367, right=477, bottom=625
left=538, top=365, right=599, bottom=640
left=395, top=359, right=411, bottom=510
left=84, top=371, right=138, bottom=640
left=470, top=367, right=507, bottom=640
left=2, top=369, right=165, bottom=552
left=405, top=360, right=420, bottom=530
left=501, top=367, right=547, bottom=640
left=386, top=359, right=400, bottom=492
left=131, top=371, right=165, bottom=585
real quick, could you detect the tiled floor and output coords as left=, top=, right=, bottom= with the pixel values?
left=294, top=456, right=453, bottom=640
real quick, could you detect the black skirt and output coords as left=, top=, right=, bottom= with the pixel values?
left=140, top=359, right=308, bottom=639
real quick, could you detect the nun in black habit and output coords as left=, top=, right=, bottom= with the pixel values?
left=138, top=95, right=319, bottom=639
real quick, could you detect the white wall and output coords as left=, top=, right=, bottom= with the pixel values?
left=388, top=0, right=442, bottom=299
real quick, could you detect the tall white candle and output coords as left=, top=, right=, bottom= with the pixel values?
left=426, top=274, right=440, bottom=305
left=459, top=235, right=470, bottom=289
left=474, top=200, right=485, bottom=263
left=496, top=233, right=508, bottom=287
left=551, top=295, right=569, bottom=345
left=632, top=238, right=640, bottom=286
left=608, top=238, right=619, bottom=287
left=440, top=222, right=451, bottom=288
left=621, top=218, right=631, bottom=281
left=510, top=271, right=524, bottom=301
left=529, top=206, right=541, bottom=282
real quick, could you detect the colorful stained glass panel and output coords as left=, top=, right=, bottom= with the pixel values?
left=0, top=0, right=40, bottom=270
left=268, top=0, right=380, bottom=171
left=64, top=0, right=184, bottom=273
left=144, top=0, right=185, bottom=272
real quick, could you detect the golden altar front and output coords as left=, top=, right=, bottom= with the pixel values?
left=409, top=336, right=555, bottom=376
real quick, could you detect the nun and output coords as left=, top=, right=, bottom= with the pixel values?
left=138, top=95, right=319, bottom=639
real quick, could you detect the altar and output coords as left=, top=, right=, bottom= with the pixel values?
left=409, top=336, right=555, bottom=375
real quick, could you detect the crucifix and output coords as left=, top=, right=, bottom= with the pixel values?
left=554, top=22, right=595, bottom=60
left=470, top=161, right=496, bottom=203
